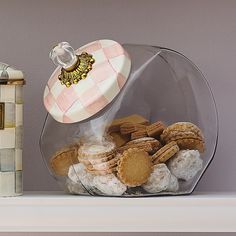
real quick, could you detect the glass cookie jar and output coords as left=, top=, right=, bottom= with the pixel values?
left=40, top=40, right=218, bottom=197
left=0, top=63, right=25, bottom=196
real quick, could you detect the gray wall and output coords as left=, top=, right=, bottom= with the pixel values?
left=0, top=0, right=234, bottom=193
left=0, top=1, right=234, bottom=236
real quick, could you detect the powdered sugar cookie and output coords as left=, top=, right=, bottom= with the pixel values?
left=78, top=140, right=116, bottom=160
left=93, top=174, right=127, bottom=195
left=66, top=178, right=88, bottom=195
left=86, top=166, right=117, bottom=175
left=68, top=163, right=94, bottom=190
left=142, top=163, right=171, bottom=193
left=168, top=150, right=203, bottom=181
left=166, top=174, right=179, bottom=192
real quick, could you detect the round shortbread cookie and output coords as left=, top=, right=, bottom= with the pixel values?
left=50, top=145, right=79, bottom=176
left=117, top=148, right=153, bottom=187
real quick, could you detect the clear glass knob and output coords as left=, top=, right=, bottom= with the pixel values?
left=49, top=42, right=77, bottom=70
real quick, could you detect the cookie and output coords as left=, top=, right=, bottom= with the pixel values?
left=127, top=137, right=162, bottom=153
left=108, top=114, right=149, bottom=133
left=87, top=166, right=118, bottom=176
left=78, top=158, right=91, bottom=166
left=120, top=122, right=146, bottom=135
left=142, top=163, right=171, bottom=193
left=161, top=130, right=201, bottom=143
left=117, top=148, right=153, bottom=187
left=78, top=141, right=116, bottom=160
left=85, top=162, right=117, bottom=172
left=84, top=154, right=115, bottom=165
left=161, top=122, right=205, bottom=153
left=174, top=138, right=205, bottom=153
left=93, top=174, right=127, bottom=195
left=146, top=121, right=166, bottom=138
left=161, top=122, right=204, bottom=141
left=110, top=132, right=130, bottom=147
left=131, top=129, right=148, bottom=140
left=93, top=163, right=118, bottom=172
left=68, top=163, right=94, bottom=190
left=50, top=145, right=79, bottom=176
left=168, top=150, right=203, bottom=181
left=166, top=174, right=179, bottom=192
left=86, top=154, right=120, bottom=171
left=152, top=141, right=179, bottom=165
left=162, top=132, right=205, bottom=153
left=66, top=178, right=88, bottom=195
left=117, top=142, right=154, bottom=154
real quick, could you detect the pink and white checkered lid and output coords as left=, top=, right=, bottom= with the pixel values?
left=44, top=40, right=131, bottom=123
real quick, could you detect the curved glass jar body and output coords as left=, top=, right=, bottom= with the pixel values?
left=40, top=44, right=218, bottom=197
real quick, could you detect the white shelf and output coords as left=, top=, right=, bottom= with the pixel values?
left=0, top=191, right=236, bottom=232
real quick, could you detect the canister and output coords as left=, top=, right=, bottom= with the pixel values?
left=40, top=40, right=218, bottom=197
left=0, top=63, right=25, bottom=196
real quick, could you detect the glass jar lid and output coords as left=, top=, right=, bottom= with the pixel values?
left=44, top=40, right=131, bottom=123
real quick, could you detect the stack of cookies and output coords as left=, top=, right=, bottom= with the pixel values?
left=50, top=114, right=206, bottom=196
left=108, top=116, right=205, bottom=191
left=109, top=114, right=150, bottom=147
left=77, top=141, right=119, bottom=175
left=160, top=122, right=205, bottom=153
